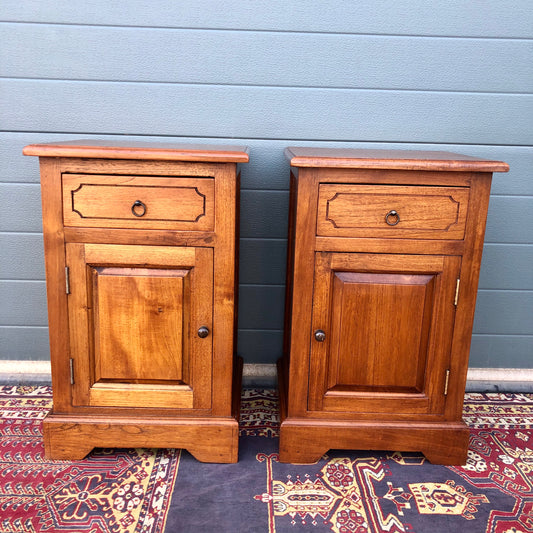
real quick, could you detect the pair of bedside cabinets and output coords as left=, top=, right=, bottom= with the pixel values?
left=24, top=141, right=509, bottom=465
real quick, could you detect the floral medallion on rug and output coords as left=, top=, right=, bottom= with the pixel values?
left=0, top=385, right=180, bottom=533
left=249, top=391, right=533, bottom=533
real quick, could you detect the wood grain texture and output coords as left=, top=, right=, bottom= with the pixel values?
left=317, top=184, right=470, bottom=240
left=37, top=158, right=72, bottom=411
left=445, top=174, right=494, bottom=420
left=5, top=223, right=532, bottom=291
left=284, top=168, right=321, bottom=417
left=4, top=134, right=531, bottom=194
left=328, top=272, right=431, bottom=390
left=307, top=253, right=460, bottom=417
left=280, top=149, right=504, bottom=464
left=67, top=242, right=214, bottom=411
left=23, top=140, right=249, bottom=162
left=63, top=174, right=215, bottom=231
left=43, top=414, right=239, bottom=462
left=29, top=142, right=243, bottom=461
left=63, top=228, right=218, bottom=248
left=278, top=417, right=470, bottom=465
left=211, top=162, right=238, bottom=416
left=286, top=147, right=510, bottom=172
left=92, top=268, right=186, bottom=383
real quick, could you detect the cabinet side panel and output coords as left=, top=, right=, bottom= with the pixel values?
left=282, top=170, right=298, bottom=360
left=40, top=158, right=71, bottom=412
left=211, top=164, right=237, bottom=416
left=447, top=173, right=494, bottom=419
left=286, top=169, right=321, bottom=416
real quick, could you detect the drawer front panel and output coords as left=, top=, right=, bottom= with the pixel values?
left=63, top=174, right=215, bottom=231
left=317, top=184, right=469, bottom=240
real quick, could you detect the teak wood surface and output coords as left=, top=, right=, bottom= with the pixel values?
left=62, top=174, right=215, bottom=231
left=25, top=141, right=248, bottom=462
left=285, top=146, right=510, bottom=172
left=279, top=147, right=508, bottom=465
left=23, top=139, right=250, bottom=162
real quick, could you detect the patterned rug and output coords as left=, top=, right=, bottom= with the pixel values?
left=0, top=385, right=179, bottom=533
left=167, top=389, right=533, bottom=533
left=1, top=387, right=532, bottom=532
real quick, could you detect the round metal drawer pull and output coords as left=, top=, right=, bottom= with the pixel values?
left=385, top=210, right=400, bottom=226
left=314, top=329, right=326, bottom=342
left=197, top=326, right=210, bottom=338
left=131, top=200, right=147, bottom=217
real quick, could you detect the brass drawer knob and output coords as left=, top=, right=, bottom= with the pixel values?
left=314, top=329, right=326, bottom=342
left=131, top=200, right=147, bottom=217
left=197, top=326, right=210, bottom=338
left=385, top=210, right=400, bottom=226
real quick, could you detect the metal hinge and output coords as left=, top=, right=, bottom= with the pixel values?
left=444, top=369, right=450, bottom=396
left=65, top=266, right=71, bottom=295
left=69, top=358, right=75, bottom=385
left=454, top=279, right=460, bottom=307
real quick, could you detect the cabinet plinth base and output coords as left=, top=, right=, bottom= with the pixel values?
left=279, top=418, right=470, bottom=466
left=43, top=414, right=239, bottom=463
left=277, top=358, right=469, bottom=466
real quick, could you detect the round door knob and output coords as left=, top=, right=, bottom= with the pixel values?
left=314, top=329, right=326, bottom=342
left=197, top=326, right=209, bottom=338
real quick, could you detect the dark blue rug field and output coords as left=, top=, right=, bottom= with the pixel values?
left=166, top=389, right=533, bottom=533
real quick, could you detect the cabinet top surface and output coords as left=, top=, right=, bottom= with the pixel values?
left=285, top=147, right=509, bottom=172
left=23, top=140, right=249, bottom=163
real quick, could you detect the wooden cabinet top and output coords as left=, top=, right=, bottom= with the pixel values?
left=285, top=147, right=509, bottom=173
left=23, top=140, right=249, bottom=163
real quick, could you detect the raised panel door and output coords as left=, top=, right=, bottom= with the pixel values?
left=66, top=243, right=213, bottom=410
left=308, top=252, right=461, bottom=417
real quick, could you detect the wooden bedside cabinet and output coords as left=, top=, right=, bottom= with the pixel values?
left=279, top=147, right=509, bottom=465
left=24, top=140, right=249, bottom=463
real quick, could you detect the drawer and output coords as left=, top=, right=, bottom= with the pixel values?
left=63, top=174, right=215, bottom=231
left=317, top=184, right=470, bottom=240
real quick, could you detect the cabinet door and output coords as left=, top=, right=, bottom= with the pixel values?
left=66, top=243, right=213, bottom=410
left=308, top=252, right=461, bottom=417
